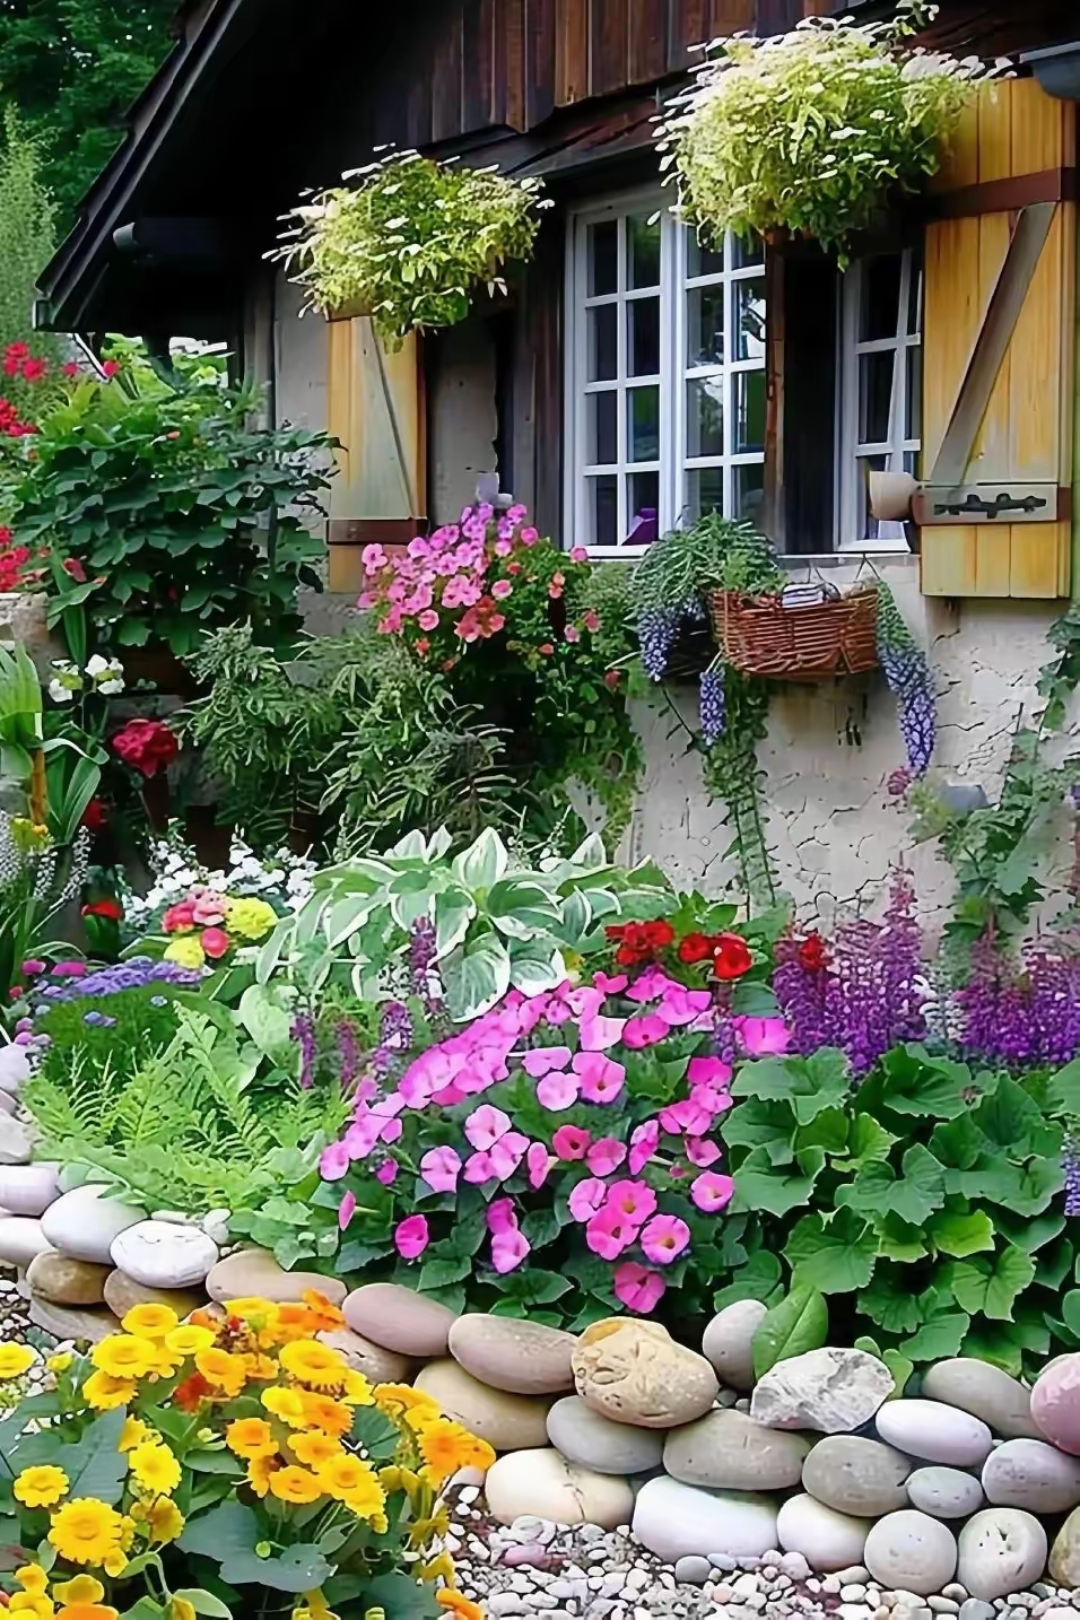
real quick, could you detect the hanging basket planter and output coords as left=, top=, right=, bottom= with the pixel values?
left=708, top=583, right=880, bottom=681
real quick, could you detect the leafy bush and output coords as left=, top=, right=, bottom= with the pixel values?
left=8, top=373, right=330, bottom=657
left=276, top=150, right=547, bottom=341
left=720, top=1042, right=1079, bottom=1377
left=658, top=6, right=979, bottom=262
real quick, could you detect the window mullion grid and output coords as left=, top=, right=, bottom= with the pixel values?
left=724, top=233, right=734, bottom=519
left=616, top=217, right=627, bottom=546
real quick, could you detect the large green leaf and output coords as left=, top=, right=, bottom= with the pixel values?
left=873, top=1212, right=928, bottom=1263
left=949, top=1244, right=1036, bottom=1322
left=433, top=885, right=476, bottom=959
left=788, top=1208, right=878, bottom=1294
left=360, top=1573, right=441, bottom=1620
left=734, top=1146, right=821, bottom=1218
left=220, top=1546, right=331, bottom=1593
left=723, top=1099, right=796, bottom=1166
left=485, top=878, right=563, bottom=941
left=973, top=1077, right=1061, bottom=1159
left=712, top=1251, right=783, bottom=1309
left=732, top=1049, right=850, bottom=1126
left=857, top=1276, right=922, bottom=1335
left=836, top=1144, right=945, bottom=1228
left=951, top=1155, right=1064, bottom=1216
left=452, top=826, right=508, bottom=892
left=899, top=1312, right=970, bottom=1362
left=440, top=931, right=511, bottom=1020
left=752, top=1286, right=828, bottom=1378
left=837, top=1114, right=897, bottom=1170
left=879, top=1048, right=987, bottom=1120
left=1044, top=1058, right=1080, bottom=1117
left=178, top=1501, right=258, bottom=1562
left=61, top=1409, right=128, bottom=1505
left=927, top=1208, right=995, bottom=1258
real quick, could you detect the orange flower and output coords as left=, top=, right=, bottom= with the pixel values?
left=301, top=1291, right=345, bottom=1332
left=290, top=1432, right=341, bottom=1468
left=437, top=1593, right=483, bottom=1620
left=247, top=1455, right=278, bottom=1498
left=225, top=1418, right=278, bottom=1461
left=194, top=1348, right=247, bottom=1398
left=299, top=1393, right=352, bottom=1438
left=268, top=1466, right=322, bottom=1505
left=273, top=1304, right=314, bottom=1343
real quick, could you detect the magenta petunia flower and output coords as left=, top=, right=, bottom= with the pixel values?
left=640, top=1212, right=691, bottom=1265
left=419, top=1146, right=462, bottom=1193
left=579, top=1013, right=627, bottom=1052
left=573, top=1051, right=625, bottom=1104
left=687, top=1054, right=733, bottom=1088
left=586, top=1136, right=628, bottom=1177
left=628, top=1118, right=660, bottom=1174
left=691, top=1170, right=736, bottom=1212
left=604, top=1178, right=657, bottom=1227
left=465, top=1103, right=512, bottom=1151
left=462, top=1149, right=496, bottom=1184
left=375, top=1159, right=398, bottom=1185
left=568, top=1177, right=607, bottom=1223
left=553, top=1123, right=592, bottom=1161
left=592, top=971, right=628, bottom=995
left=487, top=1196, right=518, bottom=1235
left=626, top=966, right=679, bottom=1003
left=394, top=1214, right=430, bottom=1261
left=527, top=1141, right=553, bottom=1188
left=685, top=1135, right=722, bottom=1168
left=613, top=1260, right=666, bottom=1313
left=622, top=1014, right=670, bottom=1050
left=656, top=985, right=714, bottom=1026
left=536, top=1070, right=580, bottom=1111
left=488, top=1131, right=529, bottom=1180
left=522, top=1046, right=573, bottom=1077
left=319, top=1141, right=351, bottom=1181
left=586, top=1204, right=635, bottom=1260
left=734, top=1015, right=792, bottom=1056
left=337, top=1189, right=357, bottom=1230
left=491, top=1226, right=531, bottom=1273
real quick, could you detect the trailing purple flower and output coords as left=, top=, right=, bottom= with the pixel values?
left=638, top=607, right=679, bottom=681
left=699, top=663, right=727, bottom=746
left=291, top=1013, right=318, bottom=1089
left=877, top=583, right=936, bottom=777
left=955, top=932, right=1080, bottom=1069
left=1065, top=1136, right=1080, bottom=1217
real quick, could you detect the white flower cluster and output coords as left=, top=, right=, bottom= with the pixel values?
left=122, top=830, right=317, bottom=928
left=47, top=655, right=125, bottom=704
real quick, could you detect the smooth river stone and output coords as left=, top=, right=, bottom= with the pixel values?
left=26, top=1251, right=109, bottom=1306
left=344, top=1282, right=456, bottom=1357
left=0, top=1218, right=53, bottom=1268
left=982, top=1437, right=1080, bottom=1513
left=875, top=1399, right=993, bottom=1468
left=1050, top=1505, right=1080, bottom=1587
left=776, top=1494, right=869, bottom=1573
left=102, top=1270, right=205, bottom=1322
left=110, top=1220, right=219, bottom=1288
left=0, top=1117, right=33, bottom=1166
left=863, top=1510, right=959, bottom=1597
left=1032, top=1354, right=1080, bottom=1455
left=0, top=1165, right=60, bottom=1218
left=701, top=1300, right=767, bottom=1391
left=922, top=1357, right=1040, bottom=1441
left=41, top=1185, right=142, bottom=1264
left=906, top=1466, right=986, bottom=1520
left=546, top=1394, right=664, bottom=1476
left=958, top=1508, right=1048, bottom=1602
left=316, top=1328, right=410, bottom=1385
left=751, top=1348, right=893, bottom=1435
left=484, top=1448, right=633, bottom=1528
left=414, top=1358, right=551, bottom=1451
left=801, top=1434, right=911, bottom=1517
left=448, top=1314, right=575, bottom=1395
left=206, top=1246, right=346, bottom=1307
left=29, top=1297, right=120, bottom=1344
left=664, top=1408, right=811, bottom=1492
left=572, top=1318, right=718, bottom=1430
left=0, top=1045, right=30, bottom=1093
left=633, top=1475, right=778, bottom=1563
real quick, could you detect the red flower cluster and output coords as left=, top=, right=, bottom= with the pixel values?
left=80, top=798, right=109, bottom=832
left=797, top=932, right=829, bottom=972
left=605, top=919, right=675, bottom=966
left=82, top=898, right=123, bottom=921
left=2, top=343, right=45, bottom=381
left=605, top=919, right=753, bottom=981
left=0, top=539, right=32, bottom=592
left=110, top=717, right=179, bottom=778
left=0, top=397, right=36, bottom=439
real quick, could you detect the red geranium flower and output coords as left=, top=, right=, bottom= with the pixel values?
left=82, top=898, right=123, bottom=921
left=80, top=798, right=109, bottom=831
left=797, top=932, right=829, bottom=973
left=713, top=932, right=753, bottom=981
left=678, top=932, right=714, bottom=964
left=605, top=921, right=655, bottom=966
left=643, top=919, right=674, bottom=950
left=111, top=717, right=179, bottom=778
left=61, top=556, right=87, bottom=582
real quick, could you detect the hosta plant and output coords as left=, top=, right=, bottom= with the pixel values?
left=719, top=1042, right=1080, bottom=1377
left=0, top=1294, right=491, bottom=1620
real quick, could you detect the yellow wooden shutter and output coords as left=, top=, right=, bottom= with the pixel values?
left=919, top=78, right=1076, bottom=600
left=325, top=316, right=427, bottom=589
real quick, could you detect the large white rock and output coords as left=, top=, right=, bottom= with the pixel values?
left=958, top=1508, right=1048, bottom=1602
left=0, top=1045, right=30, bottom=1095
left=776, top=1493, right=869, bottom=1572
left=484, top=1448, right=633, bottom=1529
left=546, top=1395, right=664, bottom=1476
left=906, top=1466, right=986, bottom=1520
left=875, top=1399, right=993, bottom=1468
left=922, top=1357, right=1040, bottom=1440
left=982, top=1438, right=1080, bottom=1514
left=0, top=1117, right=33, bottom=1166
left=110, top=1220, right=219, bottom=1288
left=41, top=1185, right=143, bottom=1264
left=0, top=1164, right=60, bottom=1218
left=863, top=1510, right=958, bottom=1596
left=751, top=1348, right=893, bottom=1434
left=632, top=1475, right=778, bottom=1563
left=701, top=1300, right=767, bottom=1390
left=0, top=1218, right=53, bottom=1268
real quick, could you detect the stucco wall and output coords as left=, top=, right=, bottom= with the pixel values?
left=274, top=289, right=1077, bottom=927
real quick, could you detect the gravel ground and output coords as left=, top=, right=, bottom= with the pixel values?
left=445, top=1491, right=1080, bottom=1620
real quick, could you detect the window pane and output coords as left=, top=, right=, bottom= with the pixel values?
left=906, top=346, right=922, bottom=440
left=588, top=391, right=617, bottom=465
left=686, top=378, right=724, bottom=459
left=859, top=351, right=895, bottom=443
left=687, top=230, right=724, bottom=279
left=861, top=254, right=902, bottom=341
left=736, top=371, right=766, bottom=454
left=628, top=214, right=661, bottom=289
left=735, top=463, right=765, bottom=524
left=908, top=262, right=924, bottom=337
left=627, top=472, right=660, bottom=545
left=688, top=285, right=724, bottom=366
left=589, top=475, right=618, bottom=548
left=589, top=304, right=617, bottom=382
left=735, top=279, right=766, bottom=360
left=629, top=297, right=660, bottom=377
left=588, top=221, right=618, bottom=297
left=732, top=233, right=764, bottom=269
left=628, top=387, right=659, bottom=464
left=686, top=467, right=725, bottom=523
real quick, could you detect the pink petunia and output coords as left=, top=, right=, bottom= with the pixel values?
left=622, top=1014, right=670, bottom=1050
left=688, top=1055, right=733, bottom=1089
left=491, top=1226, right=531, bottom=1274
left=613, top=1261, right=666, bottom=1313
left=691, top=1170, right=736, bottom=1212
left=656, top=985, right=714, bottom=1027
left=552, top=1124, right=591, bottom=1161
left=592, top=971, right=628, bottom=995
left=465, top=1104, right=512, bottom=1151
left=573, top=1051, right=625, bottom=1104
left=586, top=1137, right=627, bottom=1177
left=394, top=1214, right=429, bottom=1260
left=380, top=1117, right=403, bottom=1146
left=568, top=1177, right=607, bottom=1223
left=463, top=1150, right=496, bottom=1184
left=640, top=1212, right=691, bottom=1265
left=660, top=1092, right=730, bottom=1136
left=579, top=1014, right=627, bottom=1052
left=586, top=1204, right=635, bottom=1260
left=488, top=1130, right=529, bottom=1180
left=604, top=1178, right=658, bottom=1227
left=320, top=1141, right=351, bottom=1181
left=375, top=1159, right=398, bottom=1185
left=685, top=1135, right=722, bottom=1168
left=734, top=1016, right=792, bottom=1057
left=626, top=966, right=680, bottom=1003
left=419, top=1146, right=462, bottom=1194
left=527, top=1141, right=553, bottom=1188
left=536, top=1071, right=580, bottom=1111
left=523, top=1046, right=573, bottom=1077
left=338, top=1190, right=357, bottom=1230
left=487, top=1197, right=519, bottom=1235
left=492, top=579, right=513, bottom=600
left=417, top=609, right=440, bottom=631
left=628, top=1119, right=660, bottom=1174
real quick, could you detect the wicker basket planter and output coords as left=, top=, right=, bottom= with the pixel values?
left=708, top=583, right=880, bottom=681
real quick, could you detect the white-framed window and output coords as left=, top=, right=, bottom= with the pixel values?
left=838, top=247, right=923, bottom=550
left=564, top=191, right=766, bottom=557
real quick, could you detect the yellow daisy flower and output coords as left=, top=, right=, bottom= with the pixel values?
left=82, top=1371, right=136, bottom=1412
left=344, top=1472, right=386, bottom=1522
left=289, top=1431, right=341, bottom=1468
left=225, top=896, right=278, bottom=941
left=194, top=1348, right=247, bottom=1398
left=48, top=1498, right=126, bottom=1566
left=164, top=937, right=205, bottom=970
left=262, top=1385, right=307, bottom=1427
left=278, top=1340, right=348, bottom=1389
left=91, top=1335, right=156, bottom=1381
left=298, top=1393, right=351, bottom=1438
left=268, top=1465, right=323, bottom=1505
left=225, top=1417, right=278, bottom=1460
left=0, top=1344, right=36, bottom=1379
left=340, top=1370, right=374, bottom=1407
left=15, top=1567, right=49, bottom=1595
left=128, top=1441, right=182, bottom=1496
left=247, top=1454, right=277, bottom=1498
left=164, top=1325, right=216, bottom=1359
left=315, top=1454, right=379, bottom=1503
left=14, top=1465, right=69, bottom=1507
left=118, top=1416, right=150, bottom=1453
left=52, top=1576, right=105, bottom=1605
left=144, top=1498, right=185, bottom=1545
left=120, top=1304, right=178, bottom=1339
left=375, top=1383, right=441, bottom=1420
